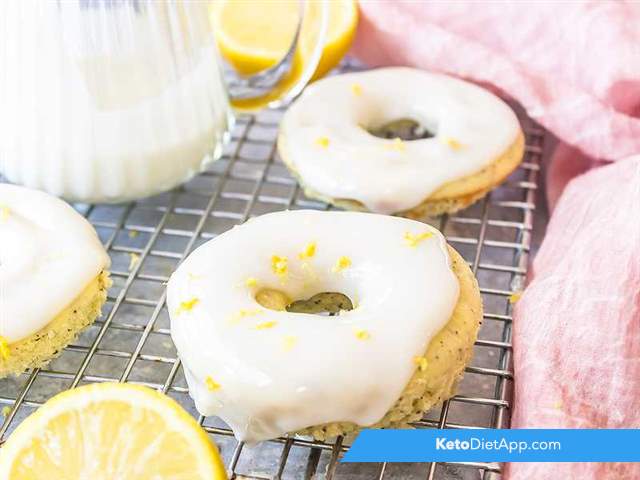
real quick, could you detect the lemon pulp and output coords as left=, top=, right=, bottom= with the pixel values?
left=0, top=383, right=227, bottom=479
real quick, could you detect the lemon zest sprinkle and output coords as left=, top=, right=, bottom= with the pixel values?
left=403, top=231, right=434, bottom=247
left=442, top=136, right=463, bottom=150
left=229, top=308, right=264, bottom=324
left=351, top=83, right=363, bottom=96
left=187, top=272, right=203, bottom=281
left=283, top=335, right=298, bottom=352
left=245, top=277, right=258, bottom=287
left=0, top=206, right=11, bottom=222
left=298, top=242, right=317, bottom=260
left=128, top=229, right=139, bottom=238
left=1, top=406, right=11, bottom=417
left=271, top=255, right=288, bottom=278
left=509, top=292, right=522, bottom=304
left=205, top=376, right=221, bottom=391
left=354, top=329, right=371, bottom=340
left=384, top=137, right=406, bottom=152
left=413, top=356, right=429, bottom=371
left=0, top=336, right=10, bottom=360
left=332, top=256, right=352, bottom=273
left=254, top=320, right=277, bottom=330
left=315, top=136, right=330, bottom=148
left=176, top=298, right=200, bottom=315
left=128, top=252, right=140, bottom=270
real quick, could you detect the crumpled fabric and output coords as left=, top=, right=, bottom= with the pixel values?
left=352, top=0, right=640, bottom=207
left=352, top=0, right=640, bottom=162
left=351, top=2, right=640, bottom=478
left=507, top=156, right=640, bottom=479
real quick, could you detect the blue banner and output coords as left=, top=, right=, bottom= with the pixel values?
left=342, top=429, right=640, bottom=463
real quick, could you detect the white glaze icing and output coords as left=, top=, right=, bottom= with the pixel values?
left=278, top=67, right=521, bottom=214
left=167, top=210, right=459, bottom=442
left=0, top=184, right=110, bottom=342
left=0, top=1, right=231, bottom=203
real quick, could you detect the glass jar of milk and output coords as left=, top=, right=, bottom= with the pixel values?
left=0, top=1, right=326, bottom=203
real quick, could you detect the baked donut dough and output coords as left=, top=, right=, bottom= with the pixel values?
left=168, top=210, right=481, bottom=442
left=278, top=67, right=524, bottom=217
left=0, top=184, right=111, bottom=377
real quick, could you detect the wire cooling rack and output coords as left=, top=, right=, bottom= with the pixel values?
left=0, top=63, right=543, bottom=479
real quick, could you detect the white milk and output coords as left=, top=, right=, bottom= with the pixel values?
left=0, top=1, right=232, bottom=203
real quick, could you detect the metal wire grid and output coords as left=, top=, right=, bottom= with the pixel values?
left=0, top=72, right=543, bottom=480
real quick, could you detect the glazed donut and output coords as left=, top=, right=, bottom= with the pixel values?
left=0, top=184, right=111, bottom=377
left=278, top=67, right=525, bottom=217
left=167, top=210, right=482, bottom=442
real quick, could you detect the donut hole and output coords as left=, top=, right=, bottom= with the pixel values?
left=367, top=118, right=437, bottom=141
left=255, top=288, right=354, bottom=316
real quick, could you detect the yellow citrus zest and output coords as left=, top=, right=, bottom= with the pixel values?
left=176, top=298, right=200, bottom=316
left=298, top=242, right=317, bottom=260
left=229, top=309, right=264, bottom=325
left=283, top=335, right=298, bottom=352
left=254, top=320, right=278, bottom=330
left=315, top=136, right=330, bottom=148
left=509, top=292, right=522, bottom=304
left=205, top=376, right=221, bottom=391
left=442, top=136, right=463, bottom=150
left=354, top=329, right=371, bottom=341
left=404, top=231, right=434, bottom=247
left=0, top=205, right=10, bottom=222
left=332, top=256, right=352, bottom=273
left=271, top=255, right=289, bottom=278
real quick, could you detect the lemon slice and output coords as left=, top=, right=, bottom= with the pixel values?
left=0, top=383, right=227, bottom=479
left=212, top=0, right=358, bottom=80
left=211, top=0, right=358, bottom=110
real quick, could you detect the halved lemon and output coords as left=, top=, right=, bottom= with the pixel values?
left=212, top=0, right=358, bottom=80
left=0, top=383, right=227, bottom=480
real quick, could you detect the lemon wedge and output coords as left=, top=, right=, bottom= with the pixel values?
left=211, top=0, right=358, bottom=109
left=212, top=0, right=357, bottom=79
left=0, top=383, right=227, bottom=479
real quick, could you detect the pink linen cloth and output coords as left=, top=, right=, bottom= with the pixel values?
left=351, top=2, right=640, bottom=478
left=507, top=156, right=640, bottom=479
left=352, top=0, right=640, bottom=204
